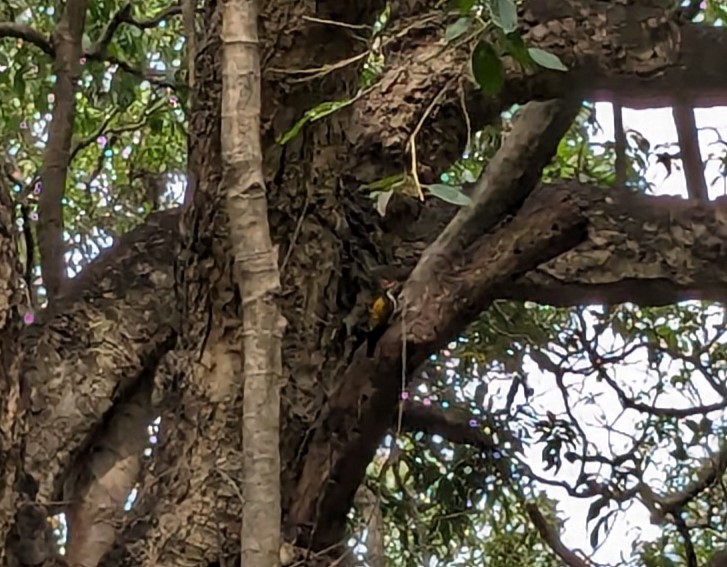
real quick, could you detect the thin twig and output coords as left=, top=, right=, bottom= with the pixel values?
left=613, top=100, right=627, bottom=187
left=301, top=15, right=371, bottom=30
left=408, top=80, right=455, bottom=200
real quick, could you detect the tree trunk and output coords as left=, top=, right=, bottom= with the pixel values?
left=3, top=0, right=727, bottom=565
left=0, top=166, right=26, bottom=566
left=100, top=0, right=391, bottom=563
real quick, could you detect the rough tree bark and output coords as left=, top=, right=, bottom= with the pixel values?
left=0, top=165, right=26, bottom=567
left=2, top=0, right=727, bottom=565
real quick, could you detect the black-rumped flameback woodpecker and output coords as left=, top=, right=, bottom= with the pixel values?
left=366, top=277, right=401, bottom=357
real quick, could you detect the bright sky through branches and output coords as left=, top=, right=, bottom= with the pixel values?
left=528, top=102, right=727, bottom=565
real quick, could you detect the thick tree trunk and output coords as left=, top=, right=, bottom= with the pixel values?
left=100, top=1, right=390, bottom=564
left=4, top=0, right=727, bottom=565
left=0, top=171, right=26, bottom=566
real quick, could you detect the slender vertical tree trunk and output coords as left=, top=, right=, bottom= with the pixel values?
left=220, top=0, right=285, bottom=563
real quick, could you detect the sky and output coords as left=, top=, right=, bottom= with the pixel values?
left=519, top=102, right=727, bottom=565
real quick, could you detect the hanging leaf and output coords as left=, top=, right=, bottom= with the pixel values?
left=528, top=47, right=568, bottom=71
left=375, top=189, right=393, bottom=216
left=445, top=17, right=474, bottom=42
left=490, top=0, right=518, bottom=34
left=471, top=41, right=505, bottom=95
left=277, top=99, right=353, bottom=144
left=427, top=184, right=472, bottom=206
left=586, top=496, right=608, bottom=524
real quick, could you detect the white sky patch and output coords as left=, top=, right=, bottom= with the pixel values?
left=527, top=103, right=727, bottom=564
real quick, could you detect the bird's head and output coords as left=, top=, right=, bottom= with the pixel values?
left=379, top=277, right=403, bottom=295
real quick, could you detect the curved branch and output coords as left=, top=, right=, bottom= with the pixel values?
left=0, top=22, right=53, bottom=56
left=19, top=210, right=178, bottom=505
left=87, top=3, right=182, bottom=59
left=525, top=503, right=591, bottom=567
left=399, top=401, right=502, bottom=451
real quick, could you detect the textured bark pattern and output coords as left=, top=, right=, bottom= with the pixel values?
left=290, top=106, right=589, bottom=543
left=0, top=171, right=26, bottom=565
left=5, top=0, right=727, bottom=565
left=508, top=188, right=727, bottom=305
left=20, top=210, right=179, bottom=506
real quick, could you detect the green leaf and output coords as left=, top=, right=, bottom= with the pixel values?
left=456, top=0, right=477, bottom=12
left=471, top=41, right=505, bottom=95
left=277, top=99, right=353, bottom=145
left=503, top=32, right=531, bottom=68
left=490, top=0, right=518, bottom=33
left=13, top=70, right=25, bottom=97
left=427, top=184, right=472, bottom=206
left=586, top=497, right=607, bottom=523
left=528, top=47, right=568, bottom=71
left=445, top=17, right=473, bottom=42
left=360, top=173, right=406, bottom=192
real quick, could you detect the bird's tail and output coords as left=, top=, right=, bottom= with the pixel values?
left=366, top=326, right=386, bottom=357
left=366, top=335, right=377, bottom=357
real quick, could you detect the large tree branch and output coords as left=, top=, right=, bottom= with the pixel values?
left=505, top=188, right=727, bottom=306
left=348, top=0, right=727, bottom=188
left=19, top=210, right=178, bottom=506
left=407, top=98, right=581, bottom=285
left=289, top=184, right=590, bottom=547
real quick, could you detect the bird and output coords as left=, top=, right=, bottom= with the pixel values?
left=366, top=277, right=402, bottom=357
